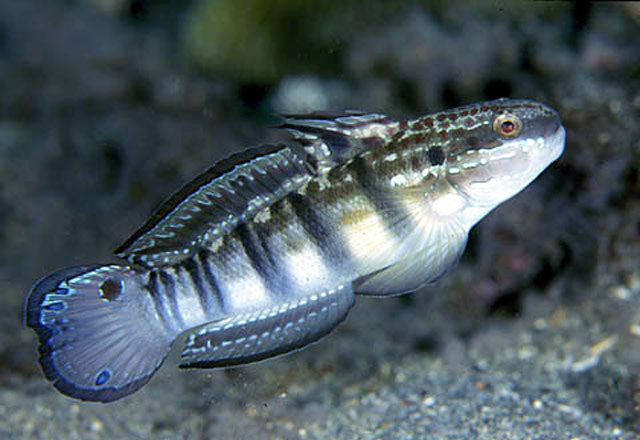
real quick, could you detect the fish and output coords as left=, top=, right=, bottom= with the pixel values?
left=24, top=98, right=565, bottom=402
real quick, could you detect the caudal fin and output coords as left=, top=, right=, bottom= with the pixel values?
left=25, top=265, right=173, bottom=402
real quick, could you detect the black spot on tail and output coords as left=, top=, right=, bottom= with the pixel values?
left=99, top=278, right=123, bottom=301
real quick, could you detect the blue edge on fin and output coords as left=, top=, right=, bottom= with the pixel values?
left=24, top=265, right=152, bottom=402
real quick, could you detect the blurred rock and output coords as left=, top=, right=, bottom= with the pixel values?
left=270, top=75, right=351, bottom=114
left=182, top=0, right=406, bottom=83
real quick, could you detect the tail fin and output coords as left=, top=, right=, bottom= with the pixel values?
left=25, top=265, right=173, bottom=402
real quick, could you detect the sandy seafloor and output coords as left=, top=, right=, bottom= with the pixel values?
left=0, top=1, right=638, bottom=439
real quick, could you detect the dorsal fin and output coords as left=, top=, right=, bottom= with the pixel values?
left=115, top=145, right=312, bottom=268
left=280, top=111, right=399, bottom=173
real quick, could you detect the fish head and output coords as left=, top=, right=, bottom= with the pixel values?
left=442, top=99, right=565, bottom=212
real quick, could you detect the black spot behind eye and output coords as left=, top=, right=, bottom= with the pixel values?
left=99, top=278, right=123, bottom=301
left=427, top=146, right=445, bottom=166
left=467, top=136, right=480, bottom=149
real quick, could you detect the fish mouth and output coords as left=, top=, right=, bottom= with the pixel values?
left=546, top=125, right=566, bottom=163
left=517, top=122, right=565, bottom=185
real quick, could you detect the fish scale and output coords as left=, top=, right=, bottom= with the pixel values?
left=25, top=98, right=565, bottom=401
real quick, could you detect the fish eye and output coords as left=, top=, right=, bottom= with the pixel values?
left=493, top=113, right=522, bottom=138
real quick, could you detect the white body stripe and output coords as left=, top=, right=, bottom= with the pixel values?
left=283, top=242, right=331, bottom=291
left=171, top=268, right=207, bottom=328
left=219, top=259, right=271, bottom=312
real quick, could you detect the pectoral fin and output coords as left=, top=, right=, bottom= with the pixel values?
left=354, top=221, right=468, bottom=296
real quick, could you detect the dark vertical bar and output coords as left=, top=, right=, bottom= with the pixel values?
left=349, top=156, right=407, bottom=237
left=145, top=271, right=173, bottom=330
left=285, top=193, right=349, bottom=264
left=157, top=269, right=185, bottom=329
left=234, top=223, right=276, bottom=287
left=180, top=257, right=209, bottom=315
left=197, top=250, right=227, bottom=315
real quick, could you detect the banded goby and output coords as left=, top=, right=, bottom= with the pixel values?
left=25, top=98, right=565, bottom=402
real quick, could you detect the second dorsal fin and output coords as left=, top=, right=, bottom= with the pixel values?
left=115, top=145, right=312, bottom=268
left=280, top=111, right=399, bottom=173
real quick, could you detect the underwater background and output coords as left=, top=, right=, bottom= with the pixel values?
left=0, top=1, right=638, bottom=438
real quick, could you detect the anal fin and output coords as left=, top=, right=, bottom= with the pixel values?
left=180, top=285, right=354, bottom=368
